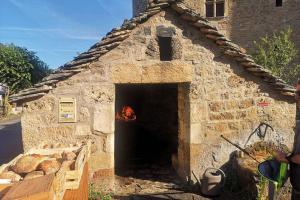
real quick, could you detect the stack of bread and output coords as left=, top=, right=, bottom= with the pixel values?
left=0, top=151, right=78, bottom=183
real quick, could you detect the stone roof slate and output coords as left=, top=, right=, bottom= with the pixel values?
left=10, top=0, right=296, bottom=103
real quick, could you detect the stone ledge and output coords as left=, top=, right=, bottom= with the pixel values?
left=111, top=61, right=192, bottom=84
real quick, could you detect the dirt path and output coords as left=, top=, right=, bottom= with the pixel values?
left=0, top=117, right=23, bottom=164
left=113, top=177, right=208, bottom=200
left=112, top=166, right=210, bottom=200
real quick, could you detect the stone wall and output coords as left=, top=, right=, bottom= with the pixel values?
left=21, top=10, right=296, bottom=184
left=133, top=0, right=149, bottom=17
left=183, top=0, right=300, bottom=56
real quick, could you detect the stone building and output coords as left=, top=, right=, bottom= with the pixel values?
left=11, top=0, right=296, bottom=185
left=135, top=0, right=300, bottom=57
left=189, top=0, right=300, bottom=57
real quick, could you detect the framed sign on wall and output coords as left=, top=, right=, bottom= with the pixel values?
left=58, top=97, right=76, bottom=123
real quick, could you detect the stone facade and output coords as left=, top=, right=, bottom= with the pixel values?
left=133, top=0, right=149, bottom=16
left=21, top=7, right=296, bottom=186
left=183, top=0, right=300, bottom=55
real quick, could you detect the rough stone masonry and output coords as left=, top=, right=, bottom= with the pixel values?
left=184, top=0, right=300, bottom=62
left=134, top=0, right=300, bottom=54
left=11, top=0, right=296, bottom=186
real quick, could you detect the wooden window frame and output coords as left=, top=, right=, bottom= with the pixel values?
left=205, top=0, right=225, bottom=18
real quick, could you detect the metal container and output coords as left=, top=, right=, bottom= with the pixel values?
left=258, top=159, right=289, bottom=200
left=200, top=167, right=226, bottom=197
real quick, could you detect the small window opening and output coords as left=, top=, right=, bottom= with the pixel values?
left=216, top=2, right=225, bottom=17
left=276, top=0, right=282, bottom=7
left=206, top=3, right=214, bottom=17
left=206, top=0, right=225, bottom=17
left=158, top=37, right=172, bottom=61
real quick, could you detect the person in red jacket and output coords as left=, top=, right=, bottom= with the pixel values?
left=116, top=106, right=136, bottom=122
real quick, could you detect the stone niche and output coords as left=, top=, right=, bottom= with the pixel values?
left=146, top=25, right=182, bottom=60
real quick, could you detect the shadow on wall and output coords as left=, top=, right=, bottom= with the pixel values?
left=218, top=153, right=258, bottom=200
left=0, top=119, right=23, bottom=164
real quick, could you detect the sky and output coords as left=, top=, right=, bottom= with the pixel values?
left=0, top=0, right=132, bottom=69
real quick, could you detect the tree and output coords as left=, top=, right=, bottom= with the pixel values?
left=252, top=27, right=300, bottom=85
left=0, top=43, right=51, bottom=93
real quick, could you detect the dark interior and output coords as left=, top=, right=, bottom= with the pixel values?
left=115, top=84, right=178, bottom=176
left=276, top=0, right=282, bottom=7
left=158, top=37, right=172, bottom=61
left=206, top=3, right=214, bottom=17
left=216, top=2, right=225, bottom=17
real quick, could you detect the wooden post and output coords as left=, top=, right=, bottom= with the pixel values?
left=3, top=86, right=10, bottom=117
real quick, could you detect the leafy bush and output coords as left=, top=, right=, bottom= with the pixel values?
left=88, top=183, right=112, bottom=200
left=0, top=43, right=51, bottom=93
left=252, top=27, right=300, bottom=85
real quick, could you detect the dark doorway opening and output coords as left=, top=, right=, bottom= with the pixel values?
left=115, top=84, right=178, bottom=178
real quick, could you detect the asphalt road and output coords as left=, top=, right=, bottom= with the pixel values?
left=0, top=117, right=23, bottom=165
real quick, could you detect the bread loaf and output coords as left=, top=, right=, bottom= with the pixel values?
left=39, top=160, right=61, bottom=175
left=24, top=171, right=44, bottom=180
left=11, top=155, right=45, bottom=174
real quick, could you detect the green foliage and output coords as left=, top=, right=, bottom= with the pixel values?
left=88, top=184, right=112, bottom=200
left=0, top=43, right=51, bottom=93
left=252, top=27, right=300, bottom=85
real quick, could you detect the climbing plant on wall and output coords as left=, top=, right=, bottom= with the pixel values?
left=252, top=27, right=300, bottom=85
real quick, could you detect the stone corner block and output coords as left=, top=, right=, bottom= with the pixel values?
left=75, top=123, right=92, bottom=136
left=93, top=103, right=115, bottom=134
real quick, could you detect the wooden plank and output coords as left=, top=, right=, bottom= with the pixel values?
left=65, top=171, right=79, bottom=180
left=53, top=168, right=67, bottom=200
left=75, top=147, right=86, bottom=170
left=0, top=184, right=12, bottom=199
left=64, top=144, right=88, bottom=190
left=63, top=164, right=88, bottom=200
left=2, top=174, right=55, bottom=200
left=64, top=181, right=80, bottom=190
left=27, top=147, right=80, bottom=155
left=0, top=154, right=23, bottom=174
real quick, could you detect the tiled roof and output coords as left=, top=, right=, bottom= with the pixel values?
left=10, top=0, right=295, bottom=103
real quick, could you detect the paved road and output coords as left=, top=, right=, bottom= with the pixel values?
left=0, top=118, right=23, bottom=165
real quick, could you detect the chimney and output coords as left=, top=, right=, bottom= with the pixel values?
left=132, top=0, right=149, bottom=17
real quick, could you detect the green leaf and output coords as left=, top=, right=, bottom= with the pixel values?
left=0, top=43, right=52, bottom=93
left=252, top=27, right=299, bottom=85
